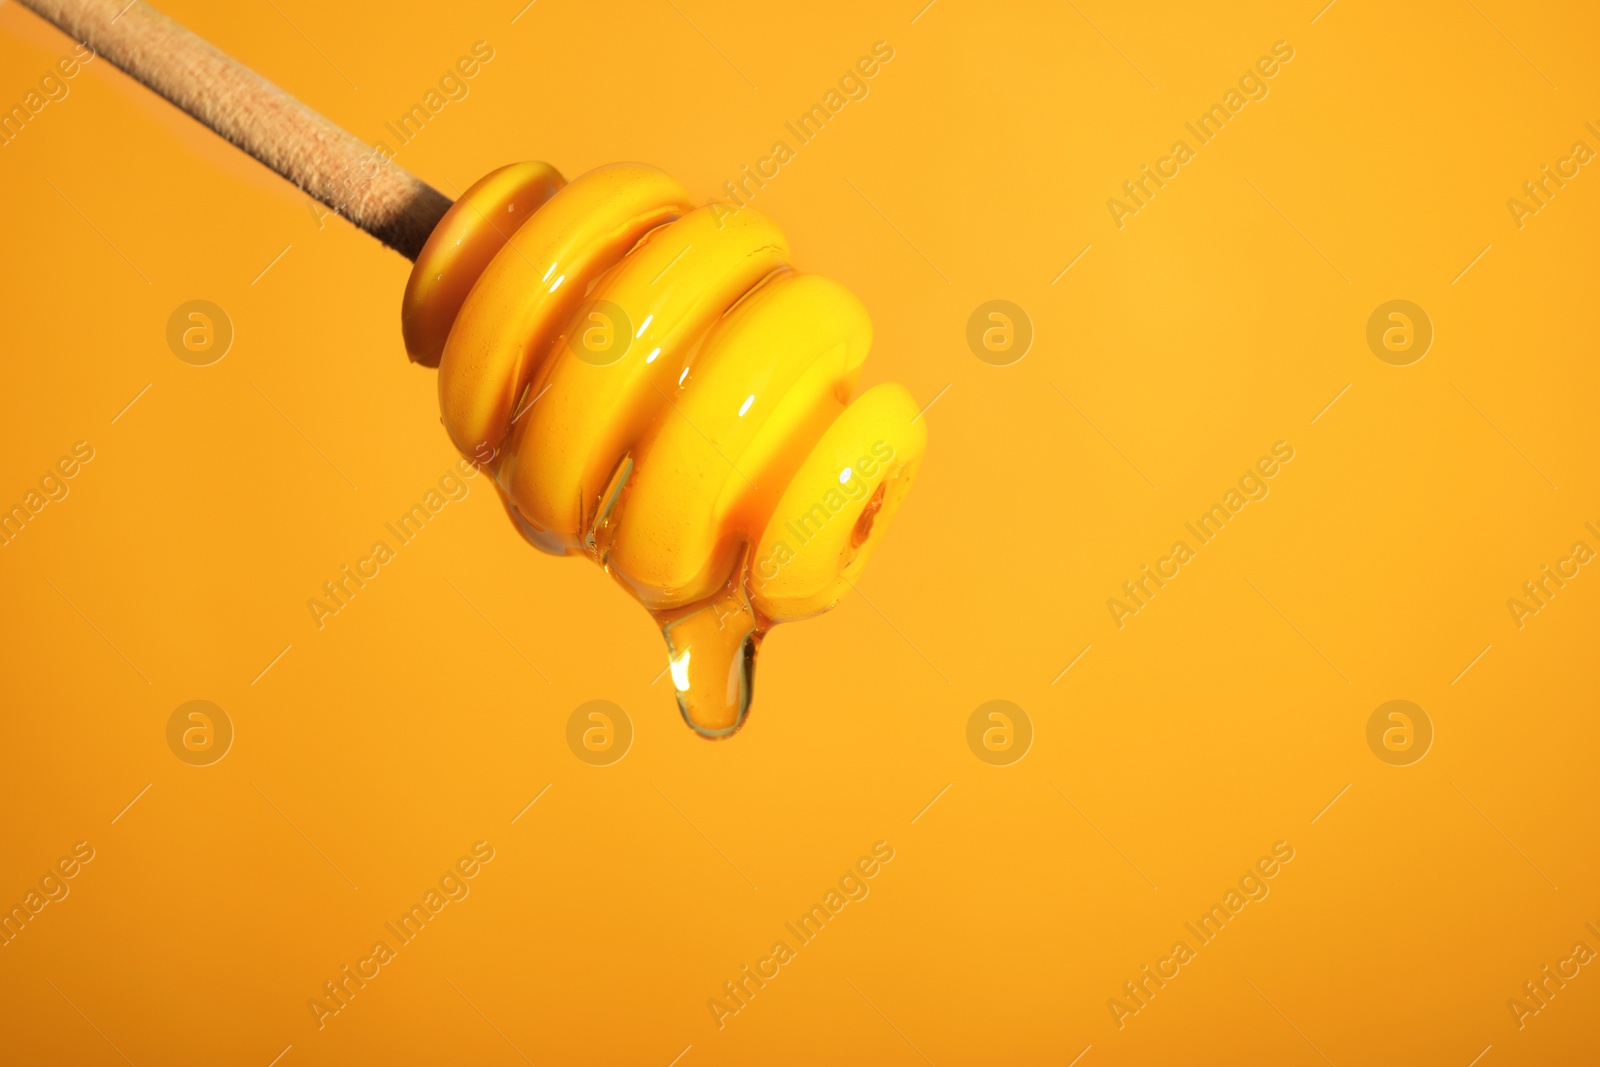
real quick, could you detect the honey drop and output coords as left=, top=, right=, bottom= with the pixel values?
left=652, top=557, right=768, bottom=739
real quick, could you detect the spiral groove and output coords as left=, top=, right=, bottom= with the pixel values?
left=401, top=162, right=926, bottom=736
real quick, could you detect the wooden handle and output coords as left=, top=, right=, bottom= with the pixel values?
left=17, top=0, right=452, bottom=260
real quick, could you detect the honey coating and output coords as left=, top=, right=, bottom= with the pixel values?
left=402, top=162, right=926, bottom=737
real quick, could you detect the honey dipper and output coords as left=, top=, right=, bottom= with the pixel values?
left=18, top=0, right=928, bottom=738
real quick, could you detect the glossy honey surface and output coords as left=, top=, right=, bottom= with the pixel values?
left=403, top=162, right=926, bottom=735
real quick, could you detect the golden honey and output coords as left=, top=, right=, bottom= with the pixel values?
left=401, top=162, right=926, bottom=737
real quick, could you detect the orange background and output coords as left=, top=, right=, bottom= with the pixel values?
left=2, top=1, right=1598, bottom=1064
